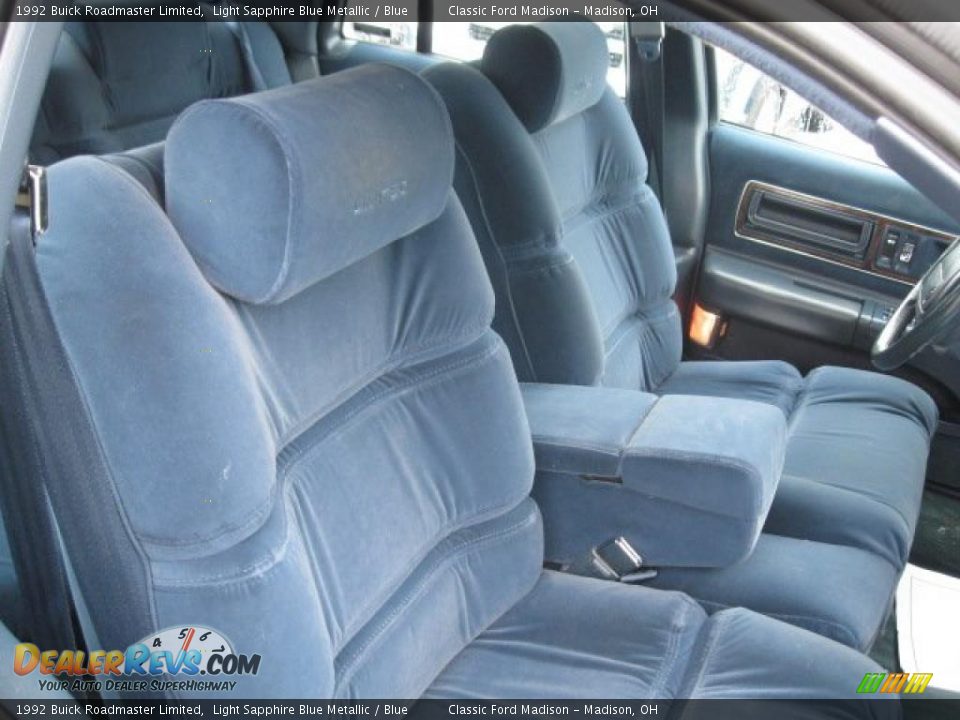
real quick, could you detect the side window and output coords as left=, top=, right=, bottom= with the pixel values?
left=430, top=21, right=627, bottom=98
left=713, top=47, right=883, bottom=166
left=342, top=20, right=418, bottom=52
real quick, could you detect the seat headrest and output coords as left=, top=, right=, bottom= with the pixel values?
left=165, top=64, right=454, bottom=305
left=481, top=22, right=609, bottom=133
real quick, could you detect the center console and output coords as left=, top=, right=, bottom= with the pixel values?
left=522, top=383, right=787, bottom=570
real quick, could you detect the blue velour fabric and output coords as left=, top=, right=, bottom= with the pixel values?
left=427, top=571, right=892, bottom=702
left=522, top=384, right=785, bottom=568
left=428, top=21, right=935, bottom=574
left=422, top=61, right=605, bottom=386
left=521, top=382, right=658, bottom=476
left=425, top=20, right=936, bottom=655
left=657, top=360, right=804, bottom=416
left=650, top=534, right=898, bottom=651
left=768, top=366, right=936, bottom=569
left=480, top=22, right=610, bottom=133
left=29, top=18, right=290, bottom=162
left=657, top=360, right=936, bottom=569
left=6, top=58, right=900, bottom=705
left=30, top=65, right=539, bottom=697
left=166, top=66, right=454, bottom=305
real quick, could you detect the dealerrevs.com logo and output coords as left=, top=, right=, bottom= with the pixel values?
left=14, top=625, right=261, bottom=694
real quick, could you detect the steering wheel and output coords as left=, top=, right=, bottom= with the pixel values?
left=872, top=237, right=960, bottom=370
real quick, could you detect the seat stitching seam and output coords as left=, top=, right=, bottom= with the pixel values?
left=282, top=338, right=502, bottom=475
left=602, top=303, right=678, bottom=355
left=690, top=596, right=861, bottom=648
left=779, top=471, right=913, bottom=530
left=688, top=610, right=727, bottom=697
left=530, top=435, right=623, bottom=456
left=603, top=311, right=676, bottom=360
left=651, top=598, right=698, bottom=698
left=334, top=512, right=536, bottom=686
left=452, top=141, right=539, bottom=382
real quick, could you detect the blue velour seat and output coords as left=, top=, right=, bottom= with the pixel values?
left=0, top=64, right=893, bottom=701
left=29, top=17, right=291, bottom=163
left=0, top=14, right=293, bottom=642
left=423, top=22, right=935, bottom=574
left=420, top=21, right=938, bottom=653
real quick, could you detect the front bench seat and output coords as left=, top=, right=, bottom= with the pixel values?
left=424, top=22, right=936, bottom=573
left=0, top=64, right=890, bottom=702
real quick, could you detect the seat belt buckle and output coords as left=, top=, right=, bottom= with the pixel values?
left=592, top=536, right=644, bottom=579
left=630, top=22, right=665, bottom=62
left=15, top=163, right=48, bottom=241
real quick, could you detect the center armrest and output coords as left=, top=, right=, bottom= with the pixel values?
left=522, top=383, right=787, bottom=568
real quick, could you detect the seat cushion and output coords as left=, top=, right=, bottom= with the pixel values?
left=427, top=571, right=887, bottom=700
left=657, top=361, right=936, bottom=569
left=427, top=571, right=705, bottom=698
left=657, top=360, right=803, bottom=416
left=679, top=608, right=894, bottom=703
left=650, top=534, right=898, bottom=651
left=770, top=366, right=937, bottom=569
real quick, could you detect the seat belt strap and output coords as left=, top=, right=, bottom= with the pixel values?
left=630, top=22, right=666, bottom=204
left=226, top=21, right=270, bottom=92
left=0, top=168, right=85, bottom=656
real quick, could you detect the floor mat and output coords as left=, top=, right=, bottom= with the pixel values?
left=910, top=490, right=960, bottom=577
left=896, top=564, right=960, bottom=692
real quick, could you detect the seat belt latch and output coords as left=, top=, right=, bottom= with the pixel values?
left=630, top=22, right=665, bottom=63
left=15, top=163, right=48, bottom=240
left=592, top=536, right=657, bottom=583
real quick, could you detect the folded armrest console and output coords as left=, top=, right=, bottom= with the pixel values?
left=522, top=383, right=787, bottom=568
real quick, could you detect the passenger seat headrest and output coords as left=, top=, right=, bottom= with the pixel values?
left=481, top=22, right=610, bottom=133
left=165, top=64, right=454, bottom=305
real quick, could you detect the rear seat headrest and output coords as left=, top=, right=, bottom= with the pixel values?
left=481, top=22, right=609, bottom=133
left=165, top=64, right=454, bottom=305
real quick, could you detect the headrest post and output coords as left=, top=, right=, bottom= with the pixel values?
left=15, top=163, right=49, bottom=242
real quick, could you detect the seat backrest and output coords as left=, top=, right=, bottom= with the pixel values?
left=1, top=65, right=541, bottom=698
left=30, top=16, right=292, bottom=163
left=427, top=22, right=682, bottom=393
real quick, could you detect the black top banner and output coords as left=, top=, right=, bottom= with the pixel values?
left=8, top=1, right=653, bottom=22
left=8, top=0, right=960, bottom=22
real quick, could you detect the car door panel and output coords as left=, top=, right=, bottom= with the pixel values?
left=695, top=123, right=960, bottom=418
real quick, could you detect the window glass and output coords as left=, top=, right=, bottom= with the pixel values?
left=713, top=47, right=883, bottom=166
left=431, top=22, right=627, bottom=98
left=342, top=20, right=418, bottom=51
